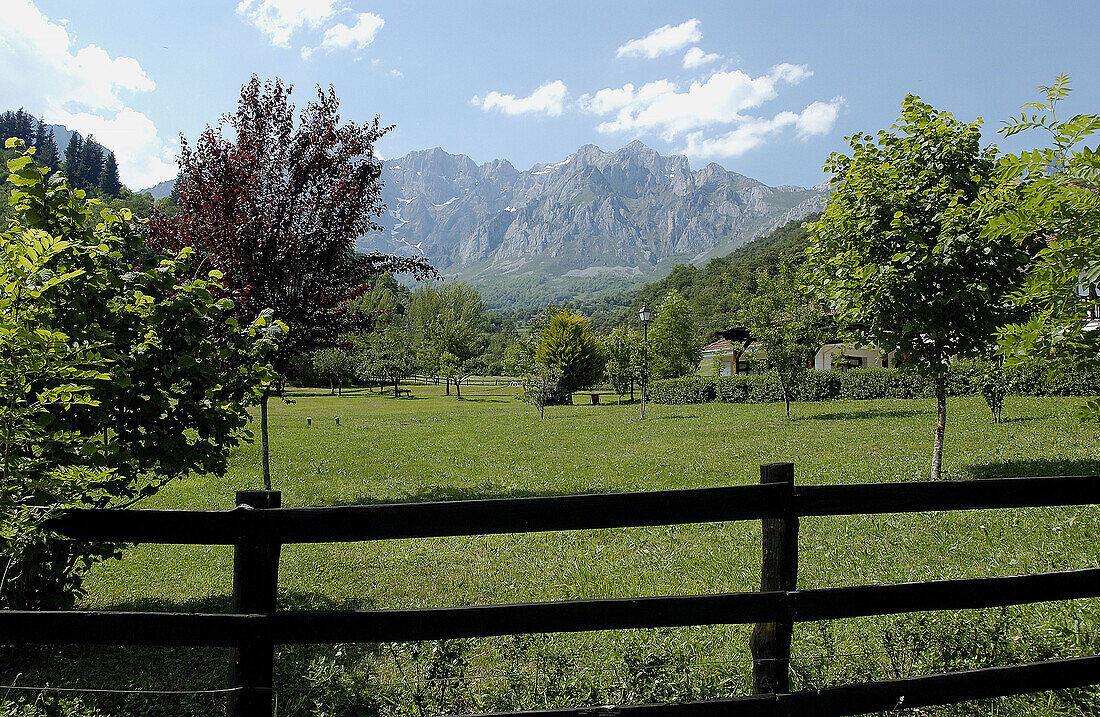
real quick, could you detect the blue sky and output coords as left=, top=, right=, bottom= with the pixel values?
left=3, top=1, right=1097, bottom=190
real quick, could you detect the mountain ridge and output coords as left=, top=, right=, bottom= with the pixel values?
left=359, top=141, right=827, bottom=294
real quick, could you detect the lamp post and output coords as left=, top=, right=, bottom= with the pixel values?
left=639, top=304, right=651, bottom=420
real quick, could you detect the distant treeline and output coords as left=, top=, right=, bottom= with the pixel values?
left=0, top=108, right=123, bottom=196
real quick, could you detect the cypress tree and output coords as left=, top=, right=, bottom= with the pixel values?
left=99, top=151, right=123, bottom=197
left=79, top=135, right=104, bottom=190
left=63, top=131, right=84, bottom=184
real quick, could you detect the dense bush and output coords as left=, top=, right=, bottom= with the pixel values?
left=797, top=370, right=843, bottom=401
left=650, top=376, right=715, bottom=404
left=677, top=360, right=1100, bottom=406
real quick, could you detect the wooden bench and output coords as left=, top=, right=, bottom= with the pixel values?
left=396, top=388, right=413, bottom=398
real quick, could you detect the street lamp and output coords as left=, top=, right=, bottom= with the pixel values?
left=639, top=304, right=651, bottom=420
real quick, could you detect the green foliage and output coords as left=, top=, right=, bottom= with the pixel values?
left=0, top=695, right=106, bottom=717
left=650, top=376, right=716, bottom=404
left=806, top=95, right=1033, bottom=479
left=807, top=96, right=1029, bottom=371
left=312, top=348, right=356, bottom=394
left=0, top=141, right=282, bottom=607
left=648, top=289, right=700, bottom=380
left=533, top=309, right=607, bottom=397
left=601, top=325, right=639, bottom=401
left=622, top=215, right=817, bottom=338
left=734, top=258, right=825, bottom=417
left=357, top=326, right=416, bottom=393
left=986, top=75, right=1100, bottom=419
left=408, top=281, right=487, bottom=394
left=520, top=363, right=562, bottom=418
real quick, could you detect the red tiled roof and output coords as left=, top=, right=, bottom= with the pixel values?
left=701, top=338, right=733, bottom=353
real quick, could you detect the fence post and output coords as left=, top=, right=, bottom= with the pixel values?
left=750, top=463, right=798, bottom=695
left=227, top=490, right=281, bottom=717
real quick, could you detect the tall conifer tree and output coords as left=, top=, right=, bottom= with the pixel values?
left=99, top=151, right=123, bottom=197
left=79, top=135, right=104, bottom=189
left=63, top=131, right=84, bottom=184
left=33, top=120, right=60, bottom=171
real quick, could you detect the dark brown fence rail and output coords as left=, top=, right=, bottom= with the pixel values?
left=4, top=465, right=1097, bottom=717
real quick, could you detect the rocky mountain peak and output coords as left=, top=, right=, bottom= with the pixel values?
left=364, top=142, right=828, bottom=302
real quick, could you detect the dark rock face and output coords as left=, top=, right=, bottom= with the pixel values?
left=360, top=141, right=827, bottom=282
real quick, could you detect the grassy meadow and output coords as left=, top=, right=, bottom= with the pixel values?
left=7, top=384, right=1100, bottom=716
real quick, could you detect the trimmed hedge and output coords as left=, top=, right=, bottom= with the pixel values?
left=650, top=376, right=716, bottom=404
left=650, top=360, right=1100, bottom=405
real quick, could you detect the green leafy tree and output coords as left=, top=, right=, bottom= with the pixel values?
left=736, top=259, right=825, bottom=418
left=649, top=289, right=701, bottom=379
left=806, top=96, right=1035, bottom=480
left=357, top=326, right=416, bottom=396
left=534, top=309, right=607, bottom=402
left=602, top=326, right=640, bottom=404
left=1, top=140, right=281, bottom=606
left=408, top=281, right=486, bottom=396
left=521, top=363, right=563, bottom=418
left=313, top=348, right=356, bottom=395
left=984, top=75, right=1100, bottom=419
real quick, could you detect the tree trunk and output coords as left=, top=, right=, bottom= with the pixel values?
left=455, top=379, right=462, bottom=399
left=260, top=390, right=271, bottom=491
left=445, top=378, right=450, bottom=395
left=630, top=378, right=635, bottom=402
left=337, top=377, right=342, bottom=397
left=329, top=379, right=334, bottom=395
left=931, top=373, right=947, bottom=481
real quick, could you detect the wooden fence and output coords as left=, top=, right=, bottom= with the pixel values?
left=3, top=465, right=1099, bottom=717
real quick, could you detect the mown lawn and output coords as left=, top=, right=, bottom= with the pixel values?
left=7, top=385, right=1100, bottom=716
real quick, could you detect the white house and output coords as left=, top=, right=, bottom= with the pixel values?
left=699, top=331, right=894, bottom=376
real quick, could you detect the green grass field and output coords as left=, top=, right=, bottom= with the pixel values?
left=7, top=385, right=1100, bottom=716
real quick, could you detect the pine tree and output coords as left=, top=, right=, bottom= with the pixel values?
left=0, top=109, right=35, bottom=145
left=79, top=135, right=104, bottom=189
left=99, top=151, right=123, bottom=197
left=33, top=120, right=60, bottom=171
left=63, top=131, right=84, bottom=184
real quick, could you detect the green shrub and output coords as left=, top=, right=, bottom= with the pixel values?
left=749, top=370, right=785, bottom=403
left=795, top=370, right=842, bottom=401
left=839, top=368, right=892, bottom=400
left=715, top=375, right=754, bottom=403
left=650, top=377, right=715, bottom=404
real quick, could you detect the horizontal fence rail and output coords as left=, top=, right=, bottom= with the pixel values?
left=5, top=568, right=1099, bottom=647
left=461, top=656, right=1100, bottom=717
left=12, top=467, right=1100, bottom=717
left=42, top=474, right=1100, bottom=544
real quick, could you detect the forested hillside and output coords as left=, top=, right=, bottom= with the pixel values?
left=605, top=214, right=817, bottom=338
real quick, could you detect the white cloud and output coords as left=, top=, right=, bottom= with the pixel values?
left=390, top=69, right=404, bottom=78
left=794, top=97, right=844, bottom=138
left=50, top=107, right=177, bottom=189
left=236, top=0, right=343, bottom=48
left=319, top=12, right=384, bottom=51
left=617, top=19, right=702, bottom=59
left=682, top=113, right=798, bottom=158
left=680, top=98, right=845, bottom=159
left=682, top=47, right=720, bottom=69
left=0, top=0, right=176, bottom=187
left=472, top=80, right=567, bottom=117
left=581, top=64, right=811, bottom=140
